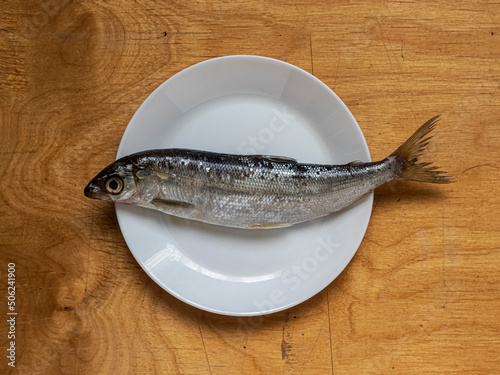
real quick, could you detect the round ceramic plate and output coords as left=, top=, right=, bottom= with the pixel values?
left=116, top=55, right=372, bottom=316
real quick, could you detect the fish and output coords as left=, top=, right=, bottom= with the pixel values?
left=84, top=116, right=454, bottom=229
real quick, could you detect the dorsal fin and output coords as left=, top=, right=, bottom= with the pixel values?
left=347, top=160, right=364, bottom=166
left=252, top=155, right=297, bottom=163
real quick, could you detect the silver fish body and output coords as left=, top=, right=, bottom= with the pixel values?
left=84, top=116, right=453, bottom=229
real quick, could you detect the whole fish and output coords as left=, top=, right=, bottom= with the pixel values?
left=84, top=116, right=453, bottom=229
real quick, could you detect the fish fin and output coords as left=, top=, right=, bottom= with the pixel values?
left=248, top=222, right=294, bottom=229
left=135, top=169, right=151, bottom=179
left=155, top=172, right=170, bottom=180
left=151, top=198, right=195, bottom=210
left=390, top=115, right=455, bottom=184
left=252, top=155, right=297, bottom=163
left=347, top=160, right=364, bottom=166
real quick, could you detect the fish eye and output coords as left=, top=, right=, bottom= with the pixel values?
left=105, top=176, right=123, bottom=194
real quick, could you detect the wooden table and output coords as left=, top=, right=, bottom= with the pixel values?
left=2, top=0, right=499, bottom=373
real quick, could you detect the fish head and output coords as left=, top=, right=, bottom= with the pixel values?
left=84, top=156, right=145, bottom=204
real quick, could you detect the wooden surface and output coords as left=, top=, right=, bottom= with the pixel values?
left=1, top=0, right=499, bottom=374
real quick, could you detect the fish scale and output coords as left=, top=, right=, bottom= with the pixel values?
left=84, top=116, right=454, bottom=229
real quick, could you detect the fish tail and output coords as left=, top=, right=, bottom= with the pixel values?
left=389, top=115, right=455, bottom=184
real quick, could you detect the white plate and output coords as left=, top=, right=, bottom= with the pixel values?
left=116, top=55, right=372, bottom=316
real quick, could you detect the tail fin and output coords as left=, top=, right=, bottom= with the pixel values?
left=390, top=115, right=455, bottom=184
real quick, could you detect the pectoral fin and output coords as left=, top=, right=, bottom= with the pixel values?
left=152, top=198, right=195, bottom=211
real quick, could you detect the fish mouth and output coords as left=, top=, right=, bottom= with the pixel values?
left=84, top=182, right=99, bottom=199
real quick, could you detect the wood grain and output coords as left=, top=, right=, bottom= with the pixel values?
left=1, top=0, right=499, bottom=374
